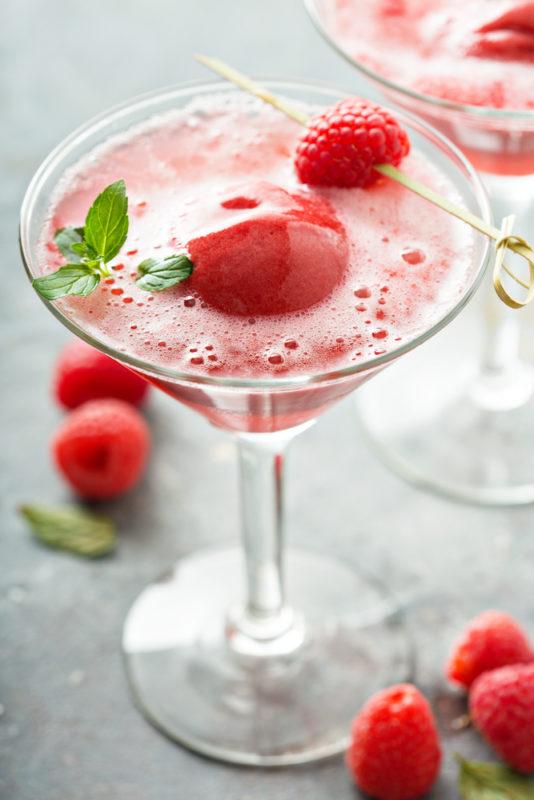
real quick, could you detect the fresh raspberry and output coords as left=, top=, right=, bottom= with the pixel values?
left=446, top=611, right=533, bottom=688
left=346, top=684, right=441, bottom=800
left=54, top=339, right=149, bottom=410
left=295, top=98, right=410, bottom=188
left=52, top=399, right=150, bottom=499
left=470, top=663, right=534, bottom=773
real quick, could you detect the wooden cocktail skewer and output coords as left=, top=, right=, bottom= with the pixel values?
left=196, top=55, right=534, bottom=310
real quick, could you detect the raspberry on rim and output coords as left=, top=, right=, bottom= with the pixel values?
left=295, top=98, right=410, bottom=188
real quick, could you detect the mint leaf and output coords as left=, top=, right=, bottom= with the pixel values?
left=457, top=757, right=534, bottom=800
left=72, top=241, right=97, bottom=259
left=136, top=253, right=193, bottom=292
left=32, top=265, right=100, bottom=300
left=54, top=227, right=86, bottom=262
left=84, top=179, right=129, bottom=263
left=20, top=504, right=116, bottom=558
left=39, top=182, right=193, bottom=299
left=34, top=180, right=130, bottom=302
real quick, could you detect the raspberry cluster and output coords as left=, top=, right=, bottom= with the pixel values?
left=52, top=340, right=151, bottom=499
left=347, top=610, right=533, bottom=799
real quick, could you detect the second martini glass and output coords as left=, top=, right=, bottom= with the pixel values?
left=20, top=80, right=489, bottom=765
left=306, top=0, right=534, bottom=505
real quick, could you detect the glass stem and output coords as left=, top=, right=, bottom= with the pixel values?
left=472, top=177, right=534, bottom=411
left=481, top=287, right=521, bottom=374
left=239, top=433, right=285, bottom=620
left=228, top=425, right=311, bottom=654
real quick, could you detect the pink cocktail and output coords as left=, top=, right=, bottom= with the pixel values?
left=39, top=92, right=474, bottom=431
left=307, top=0, right=534, bottom=505
left=20, top=80, right=489, bottom=764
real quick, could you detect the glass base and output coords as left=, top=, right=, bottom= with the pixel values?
left=357, top=324, right=534, bottom=506
left=122, top=547, right=412, bottom=766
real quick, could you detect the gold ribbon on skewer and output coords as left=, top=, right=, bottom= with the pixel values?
left=196, top=55, right=534, bottom=310
left=493, top=216, right=534, bottom=309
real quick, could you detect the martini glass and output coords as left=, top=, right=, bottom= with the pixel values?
left=306, top=0, right=534, bottom=506
left=20, top=80, right=490, bottom=766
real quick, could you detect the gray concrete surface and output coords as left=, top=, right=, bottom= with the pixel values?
left=1, top=1, right=533, bottom=798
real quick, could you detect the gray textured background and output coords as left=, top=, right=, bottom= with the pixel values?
left=1, top=1, right=533, bottom=798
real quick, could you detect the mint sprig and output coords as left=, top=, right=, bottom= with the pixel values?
left=136, top=253, right=194, bottom=292
left=20, top=504, right=116, bottom=558
left=457, top=756, right=534, bottom=800
left=34, top=178, right=194, bottom=300
left=33, top=180, right=129, bottom=301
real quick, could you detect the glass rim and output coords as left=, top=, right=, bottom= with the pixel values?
left=20, top=77, right=492, bottom=391
left=304, top=0, right=534, bottom=123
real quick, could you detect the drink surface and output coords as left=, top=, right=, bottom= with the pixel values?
left=38, top=93, right=474, bottom=380
left=321, top=0, right=534, bottom=111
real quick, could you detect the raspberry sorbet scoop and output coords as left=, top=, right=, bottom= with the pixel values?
left=187, top=181, right=349, bottom=315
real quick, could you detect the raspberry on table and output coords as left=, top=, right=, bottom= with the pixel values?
left=470, top=663, right=534, bottom=774
left=52, top=399, right=150, bottom=500
left=446, top=610, right=533, bottom=688
left=54, top=339, right=149, bottom=409
left=295, top=98, right=410, bottom=189
left=346, top=684, right=441, bottom=800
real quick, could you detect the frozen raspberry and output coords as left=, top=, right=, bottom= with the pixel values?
left=467, top=31, right=534, bottom=62
left=446, top=611, right=533, bottom=688
left=346, top=684, right=441, bottom=800
left=54, top=340, right=149, bottom=409
left=52, top=399, right=150, bottom=499
left=470, top=663, right=534, bottom=773
left=188, top=181, right=348, bottom=315
left=477, top=1, right=534, bottom=34
left=295, top=98, right=410, bottom=188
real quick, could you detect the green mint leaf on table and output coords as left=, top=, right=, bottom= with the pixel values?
left=136, top=253, right=194, bottom=292
left=84, top=179, right=129, bottom=263
left=54, top=227, right=86, bottom=262
left=457, top=757, right=534, bottom=800
left=32, top=265, right=101, bottom=300
left=19, top=504, right=116, bottom=558
left=33, top=180, right=129, bottom=301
